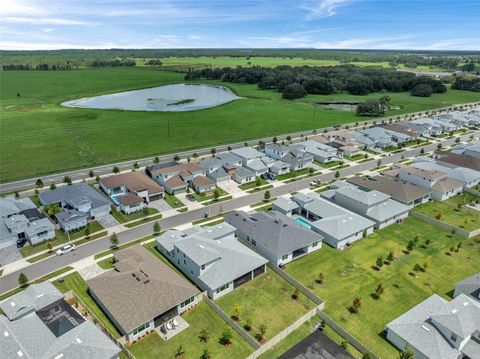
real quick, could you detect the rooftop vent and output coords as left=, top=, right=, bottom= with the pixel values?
left=3, top=331, right=9, bottom=337
left=451, top=309, right=458, bottom=314
left=10, top=301, right=15, bottom=307
left=17, top=351, right=24, bottom=358
left=53, top=354, right=64, bottom=359
left=463, top=302, right=469, bottom=306
left=421, top=325, right=430, bottom=332
left=36, top=293, right=45, bottom=298
left=76, top=338, right=82, bottom=344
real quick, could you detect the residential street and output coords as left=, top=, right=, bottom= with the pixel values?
left=0, top=131, right=475, bottom=294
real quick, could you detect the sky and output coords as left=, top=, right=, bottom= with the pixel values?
left=1, top=0, right=479, bottom=51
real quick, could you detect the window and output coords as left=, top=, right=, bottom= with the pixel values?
left=201, top=264, right=205, bottom=270
left=312, top=241, right=318, bottom=247
left=282, top=254, right=289, bottom=260
left=450, top=333, right=457, bottom=342
left=252, top=240, right=256, bottom=246
left=132, top=322, right=149, bottom=336
left=180, top=296, right=195, bottom=308
left=183, top=259, right=186, bottom=265
left=216, top=283, right=230, bottom=294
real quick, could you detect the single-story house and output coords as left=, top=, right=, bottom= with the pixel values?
left=271, top=160, right=290, bottom=175
left=39, top=183, right=111, bottom=219
left=356, top=127, right=395, bottom=148
left=275, top=193, right=375, bottom=249
left=411, top=161, right=480, bottom=189
left=272, top=196, right=301, bottom=216
left=191, top=175, right=216, bottom=194
left=0, top=196, right=55, bottom=245
left=88, top=244, right=200, bottom=342
left=202, top=153, right=244, bottom=185
left=382, top=124, right=418, bottom=141
left=0, top=282, right=120, bottom=359
left=233, top=165, right=256, bottom=184
left=435, top=151, right=480, bottom=172
left=320, top=181, right=410, bottom=229
left=156, top=223, right=268, bottom=299
left=451, top=141, right=480, bottom=159
left=385, top=294, right=480, bottom=359
left=292, top=140, right=338, bottom=164
left=55, top=209, right=88, bottom=232
left=454, top=273, right=480, bottom=301
left=346, top=176, right=432, bottom=207
left=101, top=172, right=164, bottom=202
left=225, top=210, right=323, bottom=266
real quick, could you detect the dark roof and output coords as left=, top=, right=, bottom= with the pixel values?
left=39, top=183, right=110, bottom=210
left=436, top=151, right=480, bottom=171
left=225, top=210, right=323, bottom=257
left=87, top=244, right=199, bottom=333
left=101, top=172, right=164, bottom=195
left=192, top=175, right=215, bottom=187
left=145, top=161, right=179, bottom=176
left=347, top=176, right=432, bottom=204
left=119, top=194, right=143, bottom=206
left=279, top=329, right=355, bottom=359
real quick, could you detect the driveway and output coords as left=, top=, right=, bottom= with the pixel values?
left=96, top=214, right=120, bottom=229
left=0, top=241, right=22, bottom=266
left=149, top=199, right=173, bottom=212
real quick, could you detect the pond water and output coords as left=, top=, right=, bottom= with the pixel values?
left=61, top=83, right=240, bottom=112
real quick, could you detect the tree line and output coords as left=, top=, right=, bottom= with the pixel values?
left=185, top=65, right=447, bottom=99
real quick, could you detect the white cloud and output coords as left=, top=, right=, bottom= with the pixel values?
left=2, top=17, right=91, bottom=25
left=302, top=0, right=353, bottom=19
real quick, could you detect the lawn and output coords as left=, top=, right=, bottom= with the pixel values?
left=276, top=168, right=315, bottom=181
left=285, top=217, right=480, bottom=358
left=345, top=154, right=367, bottom=162
left=163, top=193, right=185, bottom=209
left=20, top=220, right=104, bottom=257
left=2, top=68, right=479, bottom=182
left=215, top=268, right=316, bottom=341
left=238, top=177, right=270, bottom=191
left=192, top=186, right=228, bottom=202
left=315, top=160, right=345, bottom=168
left=93, top=235, right=153, bottom=259
left=110, top=207, right=159, bottom=223
left=52, top=272, right=122, bottom=338
left=127, top=301, right=254, bottom=359
left=413, top=194, right=480, bottom=232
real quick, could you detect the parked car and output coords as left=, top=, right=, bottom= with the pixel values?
left=260, top=173, right=269, bottom=180
left=56, top=244, right=76, bottom=256
left=16, top=238, right=27, bottom=248
left=267, top=172, right=276, bottom=180
left=186, top=194, right=196, bottom=202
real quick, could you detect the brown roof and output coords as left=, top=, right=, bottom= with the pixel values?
left=87, top=245, right=199, bottom=333
left=383, top=124, right=418, bottom=137
left=347, top=176, right=432, bottom=204
left=432, top=178, right=464, bottom=193
left=156, top=163, right=203, bottom=176
left=402, top=166, right=446, bottom=180
left=119, top=194, right=143, bottom=206
left=192, top=175, right=215, bottom=188
left=164, top=175, right=187, bottom=189
left=101, top=172, right=163, bottom=195
left=436, top=152, right=480, bottom=171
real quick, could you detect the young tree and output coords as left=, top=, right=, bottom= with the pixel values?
left=292, top=287, right=300, bottom=300
left=398, top=344, right=414, bottom=359
left=334, top=171, right=340, bottom=179
left=406, top=240, right=415, bottom=253
left=420, top=148, right=425, bottom=155
left=258, top=324, right=267, bottom=341
left=199, top=329, right=209, bottom=343
left=36, top=179, right=44, bottom=188
left=264, top=190, right=271, bottom=201
left=376, top=256, right=383, bottom=270
left=316, top=272, right=324, bottom=285
left=153, top=156, right=160, bottom=163
left=18, top=273, right=28, bottom=287
left=14, top=191, right=20, bottom=198
left=273, top=136, right=278, bottom=143
left=341, top=341, right=348, bottom=350
left=47, top=243, right=53, bottom=253
left=413, top=263, right=422, bottom=272
left=153, top=221, right=161, bottom=234
left=142, top=206, right=149, bottom=218
left=362, top=353, right=372, bottom=359
left=175, top=344, right=185, bottom=358
left=255, top=177, right=262, bottom=187
left=320, top=319, right=326, bottom=331
left=110, top=233, right=118, bottom=248
left=95, top=176, right=101, bottom=183
left=351, top=296, right=362, bottom=313
left=232, top=304, right=241, bottom=321
left=84, top=226, right=90, bottom=239
left=63, top=176, right=72, bottom=185
left=387, top=251, right=394, bottom=263
left=220, top=327, right=233, bottom=346
left=210, top=148, right=216, bottom=157
left=200, top=348, right=211, bottom=359
left=50, top=182, right=57, bottom=190
left=89, top=170, right=95, bottom=177
left=424, top=239, right=431, bottom=248
left=133, top=161, right=139, bottom=170
left=309, top=167, right=315, bottom=174
left=173, top=155, right=180, bottom=161
left=244, top=318, right=253, bottom=332
left=112, top=166, right=120, bottom=174
left=375, top=283, right=384, bottom=298
left=213, top=188, right=220, bottom=201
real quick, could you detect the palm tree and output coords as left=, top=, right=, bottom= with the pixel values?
left=387, top=251, right=394, bottom=263
left=174, top=344, right=185, bottom=358
left=351, top=296, right=362, bottom=313
left=398, top=344, right=414, bottom=359
left=220, top=327, right=233, bottom=346
left=199, top=329, right=209, bottom=343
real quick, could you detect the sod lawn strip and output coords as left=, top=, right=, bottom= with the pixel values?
left=127, top=301, right=254, bottom=359
left=110, top=207, right=159, bottom=223
left=285, top=216, right=480, bottom=358
left=163, top=193, right=185, bottom=209
left=276, top=168, right=314, bottom=181
left=124, top=213, right=162, bottom=228
left=53, top=272, right=121, bottom=338
left=193, top=186, right=228, bottom=202
left=315, top=160, right=345, bottom=169
left=239, top=177, right=269, bottom=190
left=94, top=235, right=153, bottom=259
left=344, top=154, right=366, bottom=162
left=215, top=268, right=316, bottom=341
left=202, top=195, right=233, bottom=206
left=192, top=212, right=229, bottom=225
left=413, top=194, right=480, bottom=231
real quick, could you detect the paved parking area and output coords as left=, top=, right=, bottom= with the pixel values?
left=96, top=214, right=120, bottom=229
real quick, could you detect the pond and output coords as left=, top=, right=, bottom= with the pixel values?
left=61, top=83, right=240, bottom=112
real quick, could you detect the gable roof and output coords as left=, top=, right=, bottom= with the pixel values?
left=154, top=163, right=203, bottom=176
left=87, top=244, right=199, bottom=333
left=347, top=176, right=432, bottom=204
left=225, top=210, right=323, bottom=257
left=39, top=183, right=110, bottom=210
left=436, top=152, right=480, bottom=171
left=192, top=175, right=215, bottom=187
left=0, top=197, right=36, bottom=218
left=119, top=194, right=143, bottom=206
left=230, top=147, right=263, bottom=160
left=412, top=161, right=480, bottom=185
left=455, top=273, right=480, bottom=300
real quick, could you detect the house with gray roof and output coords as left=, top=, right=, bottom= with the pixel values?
left=385, top=293, right=480, bottom=359
left=39, top=183, right=111, bottom=228
left=355, top=127, right=395, bottom=148
left=292, top=140, right=339, bottom=164
left=0, top=282, right=120, bottom=359
left=201, top=153, right=256, bottom=185
left=156, top=223, right=267, bottom=299
left=412, top=161, right=480, bottom=189
left=272, top=196, right=301, bottom=215
left=451, top=141, right=480, bottom=159
left=230, top=147, right=264, bottom=165
left=0, top=196, right=55, bottom=245
left=320, top=181, right=410, bottom=229
left=276, top=193, right=375, bottom=249
left=454, top=273, right=480, bottom=302
left=264, top=143, right=313, bottom=171
left=88, top=244, right=200, bottom=342
left=347, top=176, right=432, bottom=207
left=225, top=210, right=323, bottom=266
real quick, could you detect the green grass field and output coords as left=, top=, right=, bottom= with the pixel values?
left=215, top=268, right=316, bottom=340
left=127, top=301, right=254, bottom=359
left=284, top=217, right=480, bottom=358
left=2, top=67, right=479, bottom=182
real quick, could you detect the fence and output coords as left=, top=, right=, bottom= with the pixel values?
left=246, top=307, right=318, bottom=359
left=65, top=290, right=136, bottom=359
left=466, top=187, right=480, bottom=197
left=202, top=293, right=261, bottom=349
left=267, top=262, right=324, bottom=307
left=316, top=309, right=380, bottom=359
left=410, top=210, right=479, bottom=238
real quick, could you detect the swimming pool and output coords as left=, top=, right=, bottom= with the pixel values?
left=294, top=217, right=312, bottom=229
left=111, top=195, right=122, bottom=205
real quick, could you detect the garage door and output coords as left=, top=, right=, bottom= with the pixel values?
left=253, top=265, right=265, bottom=278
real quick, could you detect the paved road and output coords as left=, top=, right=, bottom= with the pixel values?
left=3, top=103, right=474, bottom=194
left=1, top=132, right=475, bottom=294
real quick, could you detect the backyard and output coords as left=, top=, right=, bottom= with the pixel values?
left=127, top=301, right=254, bottom=359
left=285, top=216, right=480, bottom=358
left=215, top=268, right=316, bottom=341
left=413, top=193, right=480, bottom=232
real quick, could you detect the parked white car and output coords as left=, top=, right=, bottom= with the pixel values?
left=56, top=244, right=76, bottom=256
